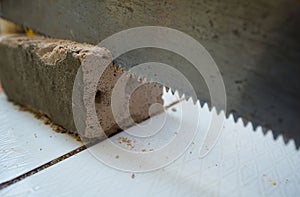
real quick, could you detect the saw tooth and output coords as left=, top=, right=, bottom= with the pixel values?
left=214, top=106, right=224, bottom=116
left=242, top=118, right=249, bottom=127
left=276, top=134, right=285, bottom=144
left=208, top=104, right=213, bottom=112
left=254, top=126, right=265, bottom=141
left=186, top=94, right=195, bottom=103
left=260, top=125, right=270, bottom=135
left=195, top=99, right=201, bottom=108
left=272, top=131, right=280, bottom=141
left=219, top=110, right=226, bottom=118
left=254, top=125, right=262, bottom=133
left=202, top=102, right=210, bottom=112
left=283, top=135, right=290, bottom=144
left=215, top=108, right=222, bottom=115
left=192, top=96, right=198, bottom=104
left=177, top=90, right=184, bottom=99
left=227, top=113, right=235, bottom=122
left=211, top=107, right=218, bottom=116
left=232, top=113, right=239, bottom=122
left=121, top=68, right=299, bottom=149
left=251, top=122, right=260, bottom=132
left=265, top=129, right=274, bottom=140
left=162, top=86, right=168, bottom=94
left=173, top=89, right=181, bottom=99
left=199, top=100, right=207, bottom=108
left=236, top=117, right=244, bottom=126
left=181, top=93, right=187, bottom=101
left=245, top=121, right=254, bottom=131
left=165, top=86, right=171, bottom=94
left=286, top=138, right=296, bottom=150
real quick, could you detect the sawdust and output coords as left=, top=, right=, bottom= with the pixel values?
left=118, top=136, right=134, bottom=149
left=164, top=98, right=184, bottom=110
left=118, top=136, right=132, bottom=144
left=14, top=101, right=81, bottom=142
left=140, top=148, right=154, bottom=152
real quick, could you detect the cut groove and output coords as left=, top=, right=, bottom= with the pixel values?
left=0, top=144, right=88, bottom=190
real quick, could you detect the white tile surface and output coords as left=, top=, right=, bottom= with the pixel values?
left=1, top=90, right=299, bottom=197
left=0, top=94, right=82, bottom=183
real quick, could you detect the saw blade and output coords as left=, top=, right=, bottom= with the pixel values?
left=1, top=0, right=299, bottom=147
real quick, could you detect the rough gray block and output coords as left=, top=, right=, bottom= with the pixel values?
left=0, top=35, right=163, bottom=138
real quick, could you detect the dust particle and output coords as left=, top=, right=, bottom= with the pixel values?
left=131, top=173, right=135, bottom=179
left=171, top=108, right=177, bottom=112
left=118, top=137, right=134, bottom=148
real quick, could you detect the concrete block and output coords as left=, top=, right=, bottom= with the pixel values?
left=0, top=35, right=163, bottom=138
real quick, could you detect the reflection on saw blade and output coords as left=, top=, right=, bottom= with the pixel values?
left=115, top=46, right=300, bottom=149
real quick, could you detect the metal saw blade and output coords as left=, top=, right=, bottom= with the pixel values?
left=0, top=0, right=299, bottom=147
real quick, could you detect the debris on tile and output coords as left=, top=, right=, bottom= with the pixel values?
left=118, top=137, right=134, bottom=149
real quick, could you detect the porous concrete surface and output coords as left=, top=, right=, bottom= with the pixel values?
left=0, top=35, right=163, bottom=138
